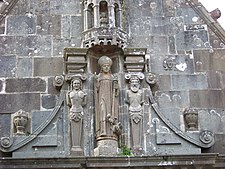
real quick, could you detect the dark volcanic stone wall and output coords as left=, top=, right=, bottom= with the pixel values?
left=0, top=0, right=225, bottom=155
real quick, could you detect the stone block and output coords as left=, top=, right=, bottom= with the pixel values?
left=48, top=77, right=60, bottom=95
left=34, top=57, right=63, bottom=76
left=151, top=54, right=194, bottom=75
left=10, top=0, right=29, bottom=15
left=5, top=78, right=46, bottom=93
left=176, top=29, right=208, bottom=51
left=50, top=0, right=80, bottom=15
left=194, top=49, right=225, bottom=72
left=61, top=15, right=71, bottom=38
left=198, top=109, right=225, bottom=132
left=37, top=15, right=61, bottom=36
left=0, top=93, right=40, bottom=113
left=71, top=16, right=82, bottom=38
left=155, top=91, right=189, bottom=108
left=0, top=80, right=2, bottom=92
left=154, top=75, right=171, bottom=91
left=171, top=74, right=208, bottom=90
left=41, top=94, right=56, bottom=109
left=203, top=134, right=225, bottom=154
left=6, top=15, right=36, bottom=35
left=0, top=55, right=16, bottom=77
left=207, top=71, right=222, bottom=89
left=30, top=0, right=50, bottom=15
left=176, top=7, right=199, bottom=25
left=16, top=58, right=32, bottom=77
left=0, top=114, right=11, bottom=138
left=163, top=0, right=175, bottom=17
left=189, top=90, right=225, bottom=108
left=53, top=38, right=81, bottom=56
left=151, top=36, right=168, bottom=54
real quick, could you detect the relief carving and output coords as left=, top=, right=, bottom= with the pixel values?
left=126, top=75, right=144, bottom=153
left=13, top=109, right=29, bottom=136
left=95, top=56, right=120, bottom=140
left=184, top=108, right=198, bottom=131
left=67, top=78, right=87, bottom=155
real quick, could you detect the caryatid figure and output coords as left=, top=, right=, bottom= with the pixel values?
left=67, top=78, right=87, bottom=155
left=126, top=76, right=144, bottom=151
left=95, top=56, right=119, bottom=140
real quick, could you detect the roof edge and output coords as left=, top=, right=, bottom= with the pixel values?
left=0, top=0, right=19, bottom=23
left=186, top=0, right=225, bottom=45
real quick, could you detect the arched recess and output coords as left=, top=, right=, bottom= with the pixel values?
left=114, top=3, right=120, bottom=27
left=99, top=1, right=109, bottom=27
left=87, top=3, right=94, bottom=29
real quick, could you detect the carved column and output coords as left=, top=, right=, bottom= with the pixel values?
left=108, top=4, right=115, bottom=27
left=93, top=4, right=99, bottom=28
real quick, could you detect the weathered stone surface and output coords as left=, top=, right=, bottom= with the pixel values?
left=209, top=134, right=225, bottom=154
left=0, top=93, right=40, bottom=113
left=6, top=15, right=36, bottom=35
left=0, top=80, right=2, bottom=92
left=71, top=16, right=82, bottom=38
left=207, top=71, right=222, bottom=89
left=53, top=38, right=81, bottom=56
left=30, top=0, right=50, bottom=15
left=37, top=15, right=61, bottom=36
left=0, top=114, right=11, bottom=138
left=50, top=0, right=80, bottom=15
left=16, top=58, right=32, bottom=77
left=151, top=54, right=194, bottom=75
left=176, top=29, right=208, bottom=51
left=10, top=0, right=29, bottom=15
left=61, top=15, right=71, bottom=38
left=0, top=36, right=52, bottom=57
left=0, top=55, right=16, bottom=77
left=155, top=91, right=189, bottom=108
left=171, top=74, right=208, bottom=90
left=34, top=57, right=63, bottom=76
left=48, top=77, right=60, bottom=95
left=5, top=78, right=46, bottom=93
left=189, top=90, right=225, bottom=108
left=41, top=94, right=56, bottom=109
left=194, top=49, right=225, bottom=72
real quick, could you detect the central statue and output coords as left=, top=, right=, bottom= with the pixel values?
left=95, top=56, right=119, bottom=141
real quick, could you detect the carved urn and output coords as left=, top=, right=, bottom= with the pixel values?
left=13, top=109, right=29, bottom=135
left=184, top=109, right=198, bottom=131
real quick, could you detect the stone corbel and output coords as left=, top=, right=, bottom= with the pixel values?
left=123, top=48, right=146, bottom=73
left=64, top=48, right=88, bottom=75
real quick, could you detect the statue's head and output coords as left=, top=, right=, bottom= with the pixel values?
left=129, top=76, right=140, bottom=93
left=72, top=78, right=82, bottom=90
left=98, top=56, right=112, bottom=73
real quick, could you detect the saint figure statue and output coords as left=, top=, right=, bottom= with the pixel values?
left=95, top=56, right=119, bottom=140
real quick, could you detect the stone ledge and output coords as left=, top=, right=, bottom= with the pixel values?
left=0, top=154, right=221, bottom=169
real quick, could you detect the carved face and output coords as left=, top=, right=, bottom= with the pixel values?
left=130, top=79, right=140, bottom=93
left=72, top=79, right=81, bottom=90
left=101, top=63, right=111, bottom=73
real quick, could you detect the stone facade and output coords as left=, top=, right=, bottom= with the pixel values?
left=1, top=0, right=225, bottom=168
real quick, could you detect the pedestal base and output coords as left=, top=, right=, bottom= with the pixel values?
left=70, top=146, right=84, bottom=156
left=94, top=139, right=118, bottom=156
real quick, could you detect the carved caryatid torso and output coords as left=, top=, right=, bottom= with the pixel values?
left=69, top=90, right=86, bottom=113
left=127, top=89, right=143, bottom=112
